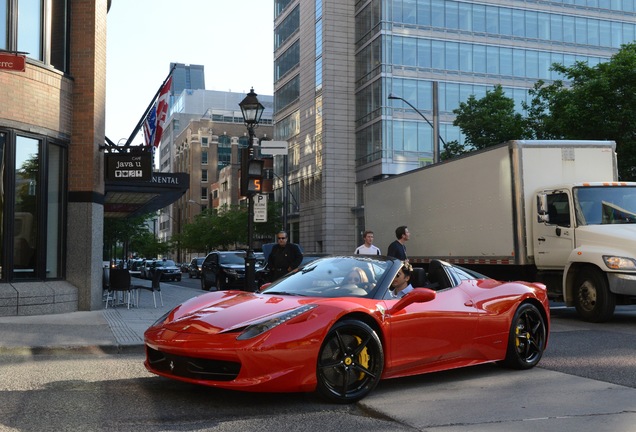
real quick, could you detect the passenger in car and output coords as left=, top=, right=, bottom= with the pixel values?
left=389, top=261, right=414, bottom=298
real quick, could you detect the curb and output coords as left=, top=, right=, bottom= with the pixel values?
left=0, top=343, right=145, bottom=356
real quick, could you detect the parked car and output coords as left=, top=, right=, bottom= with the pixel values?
left=145, top=256, right=549, bottom=403
left=188, top=257, right=205, bottom=279
left=142, top=259, right=182, bottom=282
left=200, top=251, right=257, bottom=291
left=128, top=258, right=145, bottom=277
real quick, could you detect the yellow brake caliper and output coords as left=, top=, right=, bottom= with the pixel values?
left=354, top=336, right=370, bottom=380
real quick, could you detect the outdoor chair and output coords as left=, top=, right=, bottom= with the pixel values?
left=106, top=268, right=134, bottom=309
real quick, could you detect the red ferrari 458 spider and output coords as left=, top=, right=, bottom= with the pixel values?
left=144, top=256, right=549, bottom=403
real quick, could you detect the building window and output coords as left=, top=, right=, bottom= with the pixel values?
left=2, top=0, right=70, bottom=72
left=201, top=136, right=209, bottom=147
left=1, top=129, right=66, bottom=281
left=201, top=151, right=208, bottom=165
left=201, top=169, right=208, bottom=182
left=217, top=135, right=231, bottom=170
left=200, top=187, right=207, bottom=201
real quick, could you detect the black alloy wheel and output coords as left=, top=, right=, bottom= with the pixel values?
left=316, top=320, right=384, bottom=403
left=500, top=303, right=546, bottom=369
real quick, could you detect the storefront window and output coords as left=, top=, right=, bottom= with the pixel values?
left=0, top=131, right=66, bottom=281
left=13, top=136, right=40, bottom=278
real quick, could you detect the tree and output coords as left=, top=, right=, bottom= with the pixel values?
left=104, top=213, right=158, bottom=260
left=178, top=200, right=283, bottom=252
left=452, top=85, right=530, bottom=152
left=440, top=139, right=471, bottom=161
left=525, top=43, right=636, bottom=180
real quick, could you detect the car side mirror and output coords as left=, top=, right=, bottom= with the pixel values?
left=388, top=288, right=436, bottom=314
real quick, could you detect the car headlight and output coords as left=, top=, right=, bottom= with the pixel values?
left=603, top=255, right=636, bottom=270
left=236, top=304, right=318, bottom=340
left=151, top=311, right=172, bottom=327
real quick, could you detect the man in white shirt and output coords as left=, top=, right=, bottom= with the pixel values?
left=354, top=230, right=381, bottom=255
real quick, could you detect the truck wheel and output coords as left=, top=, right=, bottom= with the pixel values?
left=574, top=268, right=615, bottom=323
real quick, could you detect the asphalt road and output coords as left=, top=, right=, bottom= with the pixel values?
left=2, top=300, right=636, bottom=431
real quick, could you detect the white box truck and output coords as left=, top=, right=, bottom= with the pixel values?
left=364, top=140, right=636, bottom=322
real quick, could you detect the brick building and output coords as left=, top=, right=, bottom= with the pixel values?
left=0, top=0, right=110, bottom=315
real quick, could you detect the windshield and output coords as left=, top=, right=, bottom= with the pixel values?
left=574, top=186, right=636, bottom=225
left=262, top=256, right=394, bottom=298
left=219, top=252, right=246, bottom=265
left=154, top=260, right=176, bottom=267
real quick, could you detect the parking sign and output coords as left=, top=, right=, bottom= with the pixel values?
left=254, top=194, right=267, bottom=222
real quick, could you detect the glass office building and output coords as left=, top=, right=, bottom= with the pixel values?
left=273, top=0, right=634, bottom=253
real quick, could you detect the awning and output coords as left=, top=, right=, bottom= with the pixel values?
left=104, top=172, right=189, bottom=218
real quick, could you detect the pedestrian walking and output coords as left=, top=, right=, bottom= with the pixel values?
left=387, top=225, right=410, bottom=261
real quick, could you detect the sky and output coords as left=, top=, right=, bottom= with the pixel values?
left=105, top=0, right=274, bottom=145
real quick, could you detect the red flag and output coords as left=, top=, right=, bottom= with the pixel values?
left=152, top=76, right=172, bottom=147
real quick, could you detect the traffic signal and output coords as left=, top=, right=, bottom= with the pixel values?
left=246, top=159, right=264, bottom=194
left=240, top=148, right=264, bottom=196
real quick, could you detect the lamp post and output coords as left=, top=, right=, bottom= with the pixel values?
left=239, top=88, right=264, bottom=292
left=389, top=87, right=445, bottom=163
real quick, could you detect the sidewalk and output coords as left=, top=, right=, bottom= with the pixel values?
left=0, top=276, right=203, bottom=355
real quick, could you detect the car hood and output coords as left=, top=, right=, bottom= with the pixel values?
left=161, top=291, right=328, bottom=335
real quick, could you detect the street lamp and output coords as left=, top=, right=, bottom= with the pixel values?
left=389, top=89, right=446, bottom=163
left=239, top=88, right=264, bottom=292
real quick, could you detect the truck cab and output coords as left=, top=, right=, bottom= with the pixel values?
left=534, top=182, right=636, bottom=321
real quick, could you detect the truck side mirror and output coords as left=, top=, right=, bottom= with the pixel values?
left=537, top=194, right=549, bottom=223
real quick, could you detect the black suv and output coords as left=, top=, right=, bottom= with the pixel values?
left=188, top=257, right=205, bottom=278
left=200, top=251, right=249, bottom=291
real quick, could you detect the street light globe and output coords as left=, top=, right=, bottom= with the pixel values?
left=239, top=88, right=264, bottom=126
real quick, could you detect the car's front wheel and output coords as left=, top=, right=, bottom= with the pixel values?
left=499, top=303, right=546, bottom=370
left=316, top=320, right=384, bottom=404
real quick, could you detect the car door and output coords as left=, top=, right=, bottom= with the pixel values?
left=209, top=253, right=220, bottom=284
left=386, top=282, right=479, bottom=376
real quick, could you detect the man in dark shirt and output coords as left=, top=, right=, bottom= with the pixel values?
left=267, top=231, right=303, bottom=281
left=387, top=225, right=410, bottom=261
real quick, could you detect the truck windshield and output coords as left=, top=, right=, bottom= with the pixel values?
left=574, top=186, right=636, bottom=225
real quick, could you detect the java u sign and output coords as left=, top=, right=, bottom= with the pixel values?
left=105, top=153, right=152, bottom=182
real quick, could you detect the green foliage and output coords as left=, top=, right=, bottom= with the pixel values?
left=178, top=199, right=283, bottom=252
left=104, top=213, right=167, bottom=259
left=452, top=85, right=530, bottom=151
left=524, top=43, right=636, bottom=179
left=449, top=44, right=636, bottom=179
left=130, top=230, right=171, bottom=258
left=440, top=140, right=472, bottom=161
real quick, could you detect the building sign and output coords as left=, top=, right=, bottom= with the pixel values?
left=105, top=153, right=152, bottom=181
left=0, top=53, right=26, bottom=72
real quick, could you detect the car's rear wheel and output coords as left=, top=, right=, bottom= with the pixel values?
left=499, top=303, right=546, bottom=370
left=316, top=320, right=384, bottom=404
